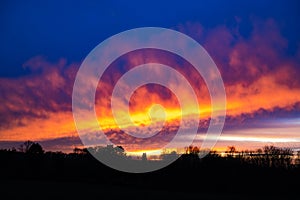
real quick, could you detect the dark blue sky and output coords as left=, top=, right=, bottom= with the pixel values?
left=0, top=0, right=299, bottom=77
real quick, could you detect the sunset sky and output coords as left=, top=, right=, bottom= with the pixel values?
left=0, top=0, right=300, bottom=153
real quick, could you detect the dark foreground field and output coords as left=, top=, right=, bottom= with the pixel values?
left=0, top=151, right=299, bottom=200
left=1, top=179, right=286, bottom=200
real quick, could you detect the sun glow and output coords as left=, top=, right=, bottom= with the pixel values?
left=126, top=149, right=162, bottom=157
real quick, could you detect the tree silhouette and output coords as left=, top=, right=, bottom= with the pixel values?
left=161, top=151, right=179, bottom=161
left=73, top=147, right=86, bottom=154
left=227, top=146, right=236, bottom=157
left=185, top=145, right=200, bottom=154
left=19, top=140, right=33, bottom=152
left=115, top=145, right=126, bottom=156
left=27, top=142, right=44, bottom=154
left=86, top=145, right=127, bottom=160
left=142, top=152, right=147, bottom=161
left=19, top=140, right=44, bottom=154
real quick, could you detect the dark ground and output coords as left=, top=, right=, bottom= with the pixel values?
left=0, top=151, right=298, bottom=200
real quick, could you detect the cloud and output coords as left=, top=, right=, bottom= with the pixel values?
left=0, top=136, right=83, bottom=153
left=0, top=18, right=300, bottom=152
left=0, top=56, right=80, bottom=140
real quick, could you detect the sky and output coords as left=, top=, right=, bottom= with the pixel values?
left=0, top=0, right=300, bottom=153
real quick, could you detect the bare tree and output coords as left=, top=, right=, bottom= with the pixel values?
left=227, top=146, right=236, bottom=157
left=19, top=140, right=33, bottom=152
left=19, top=141, right=44, bottom=154
left=185, top=145, right=200, bottom=154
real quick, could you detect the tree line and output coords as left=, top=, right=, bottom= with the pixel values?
left=1, top=140, right=299, bottom=169
left=1, top=140, right=300, bottom=196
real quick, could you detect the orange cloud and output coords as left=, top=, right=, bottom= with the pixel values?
left=0, top=19, right=300, bottom=152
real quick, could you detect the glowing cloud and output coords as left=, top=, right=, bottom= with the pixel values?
left=0, top=19, right=299, bottom=152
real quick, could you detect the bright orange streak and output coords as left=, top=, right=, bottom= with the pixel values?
left=0, top=111, right=76, bottom=141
